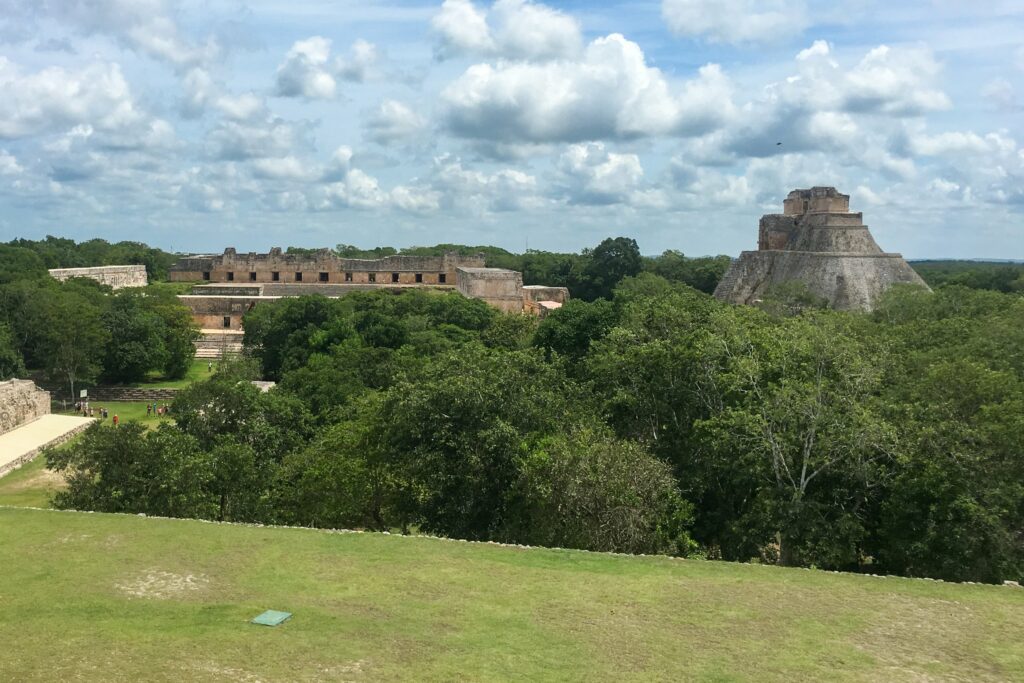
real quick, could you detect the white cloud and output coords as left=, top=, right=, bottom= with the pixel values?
left=364, top=100, right=428, bottom=145
left=275, top=36, right=337, bottom=99
left=432, top=0, right=495, bottom=59
left=323, top=168, right=389, bottom=209
left=275, top=37, right=382, bottom=99
left=441, top=34, right=734, bottom=143
left=207, top=116, right=310, bottom=161
left=251, top=156, right=318, bottom=181
left=35, top=0, right=217, bottom=67
left=982, top=78, right=1019, bottom=111
left=0, top=150, right=24, bottom=175
left=490, top=0, right=582, bottom=61
left=388, top=154, right=541, bottom=213
left=557, top=142, right=645, bottom=205
left=844, top=45, right=951, bottom=116
left=686, top=41, right=953, bottom=167
left=432, top=0, right=582, bottom=61
left=215, top=93, right=266, bottom=122
left=336, top=40, right=381, bottom=82
left=0, top=58, right=145, bottom=138
left=390, top=185, right=443, bottom=213
left=662, top=0, right=805, bottom=45
left=181, top=68, right=267, bottom=121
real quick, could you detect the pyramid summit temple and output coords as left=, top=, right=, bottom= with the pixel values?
left=713, top=187, right=929, bottom=311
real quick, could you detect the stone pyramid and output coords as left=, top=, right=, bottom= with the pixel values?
left=714, top=187, right=929, bottom=311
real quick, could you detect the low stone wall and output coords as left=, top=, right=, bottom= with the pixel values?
left=85, top=387, right=180, bottom=402
left=0, top=380, right=50, bottom=436
left=456, top=268, right=524, bottom=313
left=0, top=420, right=93, bottom=477
left=48, top=265, right=148, bottom=289
left=522, top=285, right=569, bottom=305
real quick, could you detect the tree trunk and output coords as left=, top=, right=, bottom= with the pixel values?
left=778, top=531, right=798, bottom=566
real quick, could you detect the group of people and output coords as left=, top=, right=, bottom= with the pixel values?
left=75, top=402, right=113, bottom=423
left=146, top=403, right=170, bottom=418
left=69, top=400, right=171, bottom=425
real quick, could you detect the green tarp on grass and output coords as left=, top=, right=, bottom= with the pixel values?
left=251, top=610, right=292, bottom=626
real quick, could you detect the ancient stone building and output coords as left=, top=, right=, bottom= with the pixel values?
left=0, top=379, right=50, bottom=436
left=169, top=248, right=482, bottom=286
left=714, top=187, right=929, bottom=311
left=455, top=267, right=525, bottom=313
left=170, top=249, right=570, bottom=336
left=48, top=265, right=148, bottom=289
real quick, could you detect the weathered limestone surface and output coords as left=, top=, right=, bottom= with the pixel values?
left=0, top=414, right=93, bottom=477
left=48, top=265, right=148, bottom=289
left=170, top=248, right=483, bottom=285
left=0, top=379, right=50, bottom=436
left=456, top=267, right=525, bottom=313
left=178, top=295, right=279, bottom=330
left=174, top=250, right=572, bottom=325
left=522, top=285, right=570, bottom=304
left=715, top=187, right=929, bottom=311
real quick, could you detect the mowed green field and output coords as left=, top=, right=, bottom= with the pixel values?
left=55, top=402, right=174, bottom=429
left=0, top=456, right=62, bottom=508
left=1, top=507, right=1022, bottom=682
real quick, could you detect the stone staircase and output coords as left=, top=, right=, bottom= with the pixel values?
left=86, top=387, right=180, bottom=402
left=195, top=330, right=244, bottom=359
left=712, top=257, right=743, bottom=298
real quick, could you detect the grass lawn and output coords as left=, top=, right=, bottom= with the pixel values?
left=0, top=507, right=1022, bottom=682
left=0, top=456, right=63, bottom=508
left=140, top=358, right=212, bottom=389
left=56, top=401, right=175, bottom=429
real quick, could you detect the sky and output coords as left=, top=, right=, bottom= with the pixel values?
left=0, top=0, right=1022, bottom=258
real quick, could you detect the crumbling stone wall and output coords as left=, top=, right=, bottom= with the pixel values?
left=170, top=248, right=484, bottom=285
left=178, top=295, right=276, bottom=330
left=522, top=285, right=569, bottom=304
left=48, top=265, right=148, bottom=289
left=456, top=267, right=525, bottom=313
left=783, top=187, right=850, bottom=215
left=0, top=379, right=50, bottom=436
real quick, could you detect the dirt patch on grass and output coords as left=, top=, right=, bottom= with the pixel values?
left=2, top=466, right=66, bottom=492
left=852, top=594, right=1001, bottom=682
left=117, top=569, right=210, bottom=600
left=187, top=661, right=265, bottom=682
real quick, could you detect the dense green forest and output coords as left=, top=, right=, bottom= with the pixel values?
left=3, top=236, right=179, bottom=280
left=0, top=246, right=198, bottom=394
left=43, top=272, right=1024, bottom=584
left=910, top=260, right=1024, bottom=293
left=3, top=236, right=1022, bottom=583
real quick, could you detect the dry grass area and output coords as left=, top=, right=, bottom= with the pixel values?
left=0, top=456, right=65, bottom=508
left=0, top=506, right=1022, bottom=682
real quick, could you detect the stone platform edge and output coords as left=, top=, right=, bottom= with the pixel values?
left=0, top=420, right=96, bottom=478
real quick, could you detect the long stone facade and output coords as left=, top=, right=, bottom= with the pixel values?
left=0, top=379, right=50, bottom=436
left=170, top=248, right=483, bottom=286
left=48, top=265, right=148, bottom=289
left=171, top=249, right=570, bottom=330
left=714, top=187, right=929, bottom=311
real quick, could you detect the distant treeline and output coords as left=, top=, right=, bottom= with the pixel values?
left=6, top=236, right=1024, bottom=298
left=2, top=236, right=178, bottom=281
left=0, top=253, right=198, bottom=394
left=326, top=241, right=732, bottom=299
left=911, top=260, right=1024, bottom=293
